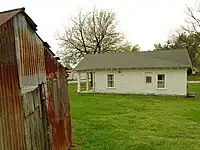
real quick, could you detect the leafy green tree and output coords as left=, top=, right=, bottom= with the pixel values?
left=118, top=42, right=140, bottom=52
left=154, top=42, right=171, bottom=51
left=153, top=32, right=200, bottom=69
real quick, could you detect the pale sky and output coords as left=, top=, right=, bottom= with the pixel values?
left=0, top=0, right=197, bottom=52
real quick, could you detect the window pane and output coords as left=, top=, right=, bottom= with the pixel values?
left=108, top=75, right=111, bottom=80
left=111, top=81, right=114, bottom=87
left=108, top=81, right=114, bottom=87
left=111, top=75, right=113, bottom=80
left=108, top=82, right=111, bottom=87
left=157, top=81, right=165, bottom=88
left=107, top=74, right=114, bottom=87
left=146, top=76, right=152, bottom=83
left=108, top=74, right=113, bottom=81
left=158, top=74, right=165, bottom=80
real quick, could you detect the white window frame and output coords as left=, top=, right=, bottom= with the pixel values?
left=107, top=73, right=115, bottom=88
left=156, top=73, right=166, bottom=89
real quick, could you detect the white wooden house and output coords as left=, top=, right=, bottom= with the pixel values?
left=74, top=49, right=192, bottom=96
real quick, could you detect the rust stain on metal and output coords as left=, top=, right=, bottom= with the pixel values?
left=13, top=13, right=46, bottom=88
left=45, top=48, right=72, bottom=149
left=0, top=19, right=25, bottom=150
left=0, top=8, right=72, bottom=150
left=19, top=29, right=44, bottom=76
left=45, top=49, right=58, bottom=78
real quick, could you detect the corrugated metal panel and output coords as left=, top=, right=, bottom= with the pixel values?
left=0, top=19, right=25, bottom=149
left=45, top=48, right=58, bottom=78
left=0, top=8, right=71, bottom=150
left=60, top=71, right=72, bottom=146
left=45, top=48, right=72, bottom=149
left=13, top=13, right=46, bottom=89
left=22, top=86, right=48, bottom=150
left=13, top=12, right=71, bottom=149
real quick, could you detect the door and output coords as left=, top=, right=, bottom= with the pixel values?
left=144, top=72, right=154, bottom=94
left=22, top=84, right=48, bottom=150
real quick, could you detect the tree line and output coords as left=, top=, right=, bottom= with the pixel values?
left=57, top=3, right=200, bottom=70
left=154, top=5, right=200, bottom=70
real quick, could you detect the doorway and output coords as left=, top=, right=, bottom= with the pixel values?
left=144, top=72, right=154, bottom=93
left=89, top=72, right=95, bottom=90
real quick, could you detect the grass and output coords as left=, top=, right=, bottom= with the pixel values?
left=188, top=83, right=200, bottom=97
left=188, top=74, right=200, bottom=81
left=69, top=84, right=200, bottom=150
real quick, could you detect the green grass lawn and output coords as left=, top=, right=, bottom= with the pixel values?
left=69, top=84, right=200, bottom=150
left=188, top=74, right=200, bottom=81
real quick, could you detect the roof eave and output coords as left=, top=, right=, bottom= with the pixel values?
left=21, top=11, right=37, bottom=31
left=75, top=66, right=192, bottom=71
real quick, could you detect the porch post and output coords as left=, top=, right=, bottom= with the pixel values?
left=77, top=72, right=81, bottom=93
left=86, top=72, right=89, bottom=91
left=92, top=72, right=95, bottom=91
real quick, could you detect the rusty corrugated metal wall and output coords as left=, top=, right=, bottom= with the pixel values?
left=59, top=65, right=72, bottom=147
left=13, top=13, right=50, bottom=149
left=45, top=48, right=72, bottom=150
left=0, top=19, right=25, bottom=149
left=0, top=10, right=71, bottom=150
left=12, top=13, right=49, bottom=149
left=13, top=13, right=46, bottom=89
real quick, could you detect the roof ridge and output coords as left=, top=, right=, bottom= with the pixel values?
left=0, top=7, right=25, bottom=14
left=86, top=49, right=186, bottom=57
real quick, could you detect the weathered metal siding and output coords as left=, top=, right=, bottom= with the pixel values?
left=45, top=48, right=58, bottom=78
left=59, top=65, right=72, bottom=146
left=13, top=13, right=46, bottom=89
left=45, top=48, right=72, bottom=149
left=22, top=85, right=48, bottom=150
left=0, top=19, right=25, bottom=149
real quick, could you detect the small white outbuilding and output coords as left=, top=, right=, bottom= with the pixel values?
left=74, top=49, right=192, bottom=96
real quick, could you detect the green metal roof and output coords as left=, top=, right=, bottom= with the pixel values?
left=75, top=49, right=192, bottom=71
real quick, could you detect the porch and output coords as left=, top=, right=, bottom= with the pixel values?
left=76, top=72, right=95, bottom=93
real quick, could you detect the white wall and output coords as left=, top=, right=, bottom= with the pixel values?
left=94, top=68, right=187, bottom=96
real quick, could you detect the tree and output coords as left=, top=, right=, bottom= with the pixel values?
left=57, top=9, right=139, bottom=66
left=181, top=3, right=200, bottom=69
left=130, top=45, right=140, bottom=52
left=183, top=4, right=200, bottom=41
left=153, top=42, right=171, bottom=51
left=174, top=33, right=200, bottom=69
left=153, top=2, right=200, bottom=70
left=119, top=43, right=140, bottom=52
left=153, top=32, right=200, bottom=69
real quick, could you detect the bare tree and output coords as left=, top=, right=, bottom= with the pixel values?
left=153, top=3, right=200, bottom=70
left=57, top=8, right=138, bottom=66
left=176, top=3, right=200, bottom=69
left=182, top=3, right=200, bottom=39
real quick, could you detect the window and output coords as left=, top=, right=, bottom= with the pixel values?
left=146, top=76, right=152, bottom=83
left=157, top=74, right=165, bottom=89
left=107, top=74, right=114, bottom=88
